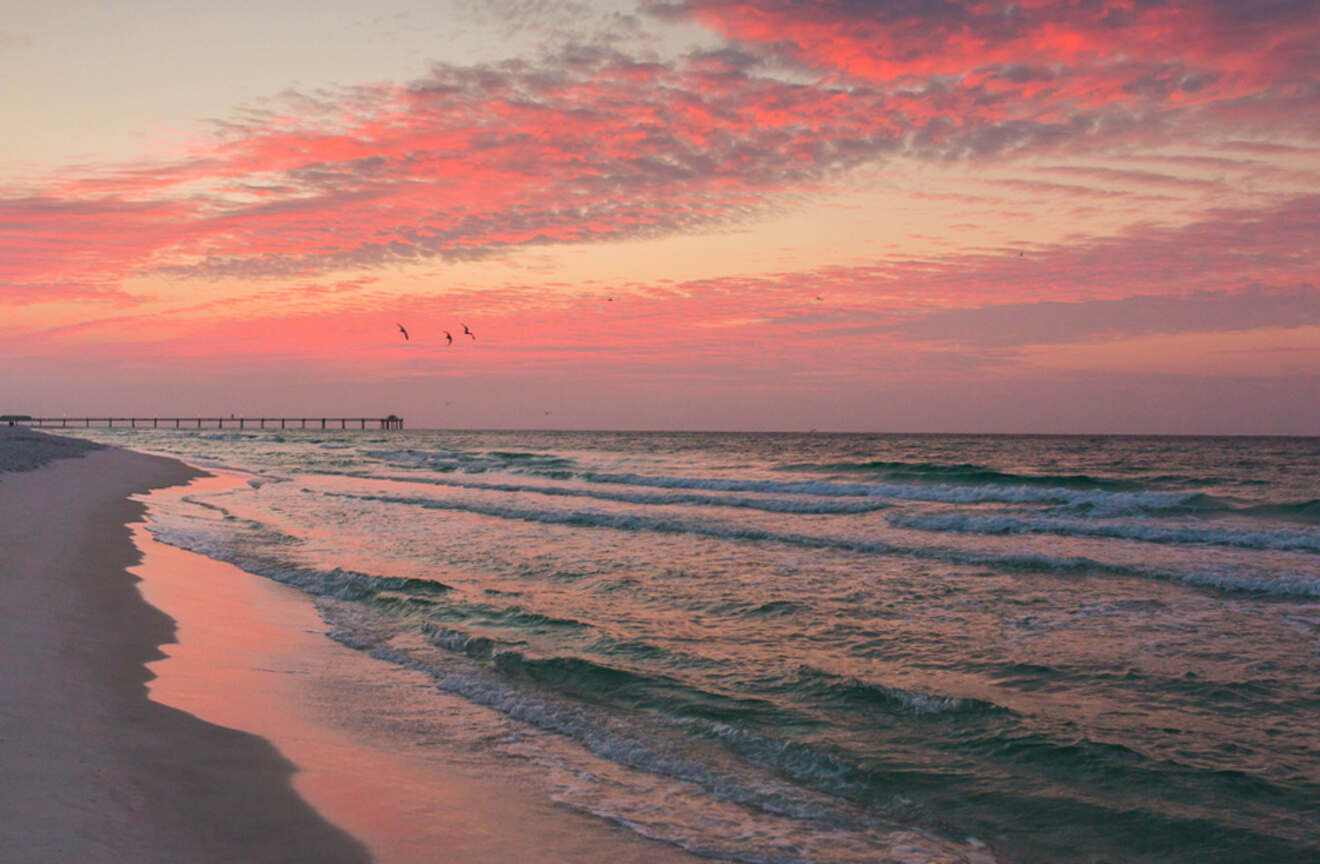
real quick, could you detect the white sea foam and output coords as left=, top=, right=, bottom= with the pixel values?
left=1174, top=569, right=1320, bottom=597
left=339, top=470, right=893, bottom=514
left=574, top=471, right=1211, bottom=514
left=888, top=512, right=1320, bottom=552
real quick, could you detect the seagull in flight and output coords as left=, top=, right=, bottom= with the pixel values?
left=396, top=323, right=409, bottom=341
left=462, top=323, right=476, bottom=340
left=443, top=330, right=453, bottom=345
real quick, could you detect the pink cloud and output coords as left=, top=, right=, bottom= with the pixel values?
left=657, top=1, right=1319, bottom=94
left=4, top=1, right=1315, bottom=300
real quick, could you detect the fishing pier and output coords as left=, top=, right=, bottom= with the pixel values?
left=6, top=415, right=404, bottom=430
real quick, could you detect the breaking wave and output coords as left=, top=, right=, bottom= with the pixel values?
left=888, top=512, right=1320, bottom=553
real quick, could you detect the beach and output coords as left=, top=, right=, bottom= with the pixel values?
left=0, top=428, right=712, bottom=864
left=0, top=428, right=369, bottom=863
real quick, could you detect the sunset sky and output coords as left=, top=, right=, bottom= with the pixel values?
left=3, top=0, right=1318, bottom=432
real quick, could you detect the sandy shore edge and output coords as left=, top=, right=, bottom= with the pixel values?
left=0, top=429, right=370, bottom=863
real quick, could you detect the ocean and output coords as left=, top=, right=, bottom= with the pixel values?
left=64, top=430, right=1320, bottom=862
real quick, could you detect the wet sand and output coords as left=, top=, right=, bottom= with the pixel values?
left=0, top=430, right=369, bottom=863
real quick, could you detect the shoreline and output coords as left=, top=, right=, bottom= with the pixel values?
left=0, top=430, right=370, bottom=863
left=128, top=472, right=708, bottom=863
left=2, top=428, right=708, bottom=864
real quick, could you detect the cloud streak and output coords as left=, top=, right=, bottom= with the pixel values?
left=14, top=192, right=1315, bottom=388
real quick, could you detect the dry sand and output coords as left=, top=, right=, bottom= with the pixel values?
left=0, top=425, right=103, bottom=472
left=0, top=429, right=370, bottom=863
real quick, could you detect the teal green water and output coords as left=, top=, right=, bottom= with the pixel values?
left=70, top=430, right=1320, bottom=862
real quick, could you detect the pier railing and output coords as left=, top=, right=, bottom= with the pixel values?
left=10, top=416, right=404, bottom=430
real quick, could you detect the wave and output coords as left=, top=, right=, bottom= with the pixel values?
left=321, top=585, right=975, bottom=840
left=347, top=633, right=888, bottom=834
left=491, top=649, right=784, bottom=724
left=333, top=617, right=1004, bottom=864
left=779, top=459, right=1142, bottom=490
left=317, top=490, right=1320, bottom=597
left=146, top=521, right=452, bottom=603
left=887, top=512, right=1320, bottom=553
left=745, top=600, right=804, bottom=618
left=1240, top=499, right=1320, bottom=525
left=422, top=623, right=504, bottom=659
left=363, top=447, right=575, bottom=475
left=1172, top=569, right=1320, bottom=597
left=424, top=598, right=594, bottom=634
left=322, top=469, right=893, bottom=515
left=428, top=627, right=1001, bottom=724
left=787, top=667, right=1009, bottom=718
left=322, top=488, right=882, bottom=550
left=328, top=456, right=1243, bottom=518
left=487, top=449, right=575, bottom=465
left=572, top=471, right=1224, bottom=516
left=152, top=511, right=802, bottom=731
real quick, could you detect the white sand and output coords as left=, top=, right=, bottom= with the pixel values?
left=0, top=434, right=369, bottom=863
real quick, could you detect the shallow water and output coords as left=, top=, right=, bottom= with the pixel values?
left=72, top=430, right=1320, bottom=863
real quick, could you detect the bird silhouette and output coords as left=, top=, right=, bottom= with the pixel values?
left=443, top=330, right=453, bottom=345
left=462, top=323, right=476, bottom=340
left=396, top=323, right=409, bottom=340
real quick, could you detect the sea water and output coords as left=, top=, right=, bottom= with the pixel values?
left=66, top=430, right=1320, bottom=862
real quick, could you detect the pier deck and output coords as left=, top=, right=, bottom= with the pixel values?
left=10, top=416, right=404, bottom=430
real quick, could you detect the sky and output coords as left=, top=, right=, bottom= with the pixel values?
left=2, top=0, right=1318, bottom=433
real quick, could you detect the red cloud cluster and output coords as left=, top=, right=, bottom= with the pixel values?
left=660, top=0, right=1320, bottom=104
left=7, top=49, right=886, bottom=294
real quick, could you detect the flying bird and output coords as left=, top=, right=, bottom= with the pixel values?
left=396, top=323, right=409, bottom=341
left=462, top=323, right=476, bottom=340
left=443, top=330, right=453, bottom=345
